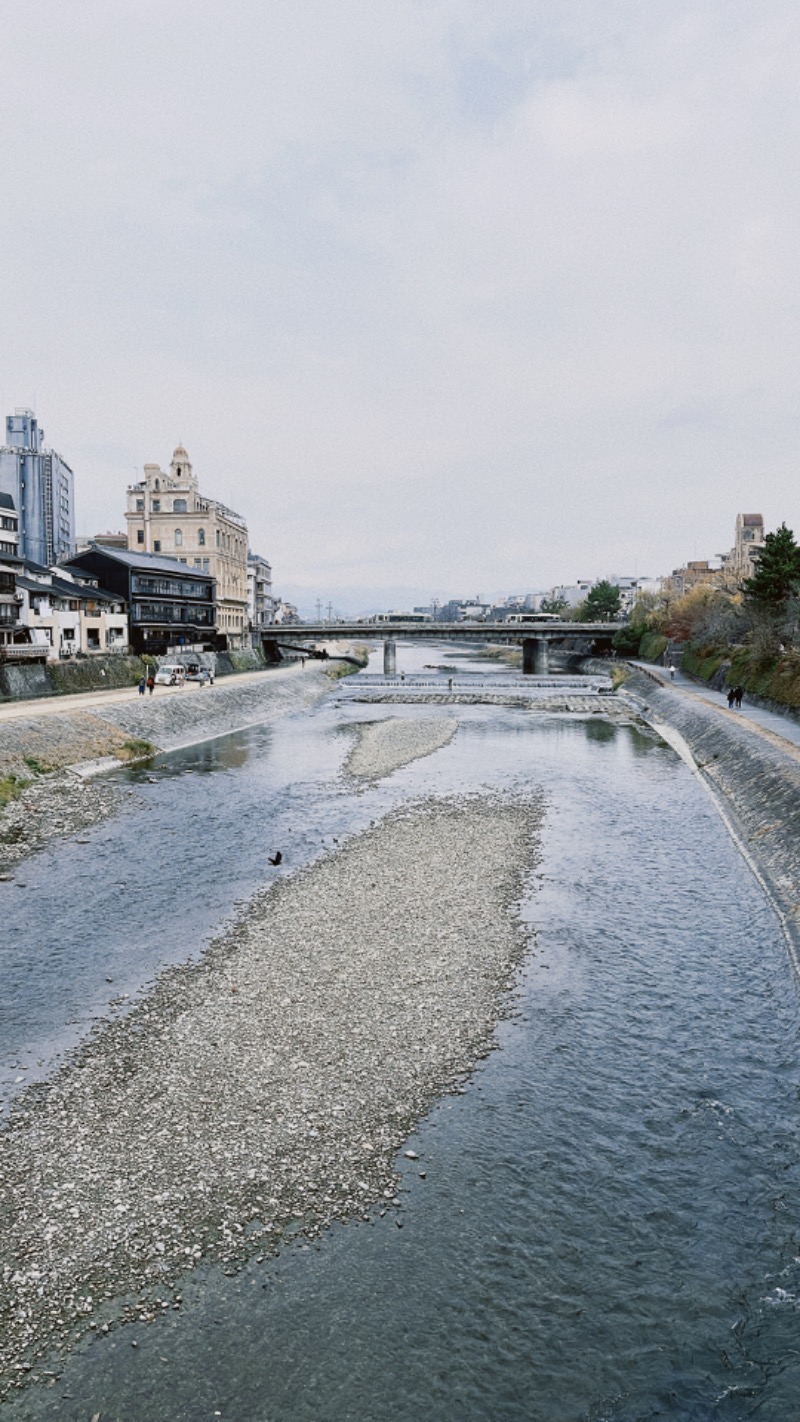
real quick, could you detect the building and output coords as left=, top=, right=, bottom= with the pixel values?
left=0, top=493, right=23, bottom=656
left=14, top=562, right=128, bottom=659
left=247, top=551, right=276, bottom=639
left=661, top=561, right=723, bottom=598
left=75, top=531, right=128, bottom=554
left=125, top=446, right=248, bottom=648
left=0, top=408, right=75, bottom=565
left=550, top=580, right=595, bottom=609
left=64, top=546, right=215, bottom=656
left=719, top=513, right=766, bottom=585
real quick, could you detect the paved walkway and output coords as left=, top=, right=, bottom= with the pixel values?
left=630, top=661, right=800, bottom=758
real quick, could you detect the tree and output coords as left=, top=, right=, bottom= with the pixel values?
left=743, top=523, right=800, bottom=609
left=540, top=595, right=569, bottom=616
left=579, top=580, right=622, bottom=622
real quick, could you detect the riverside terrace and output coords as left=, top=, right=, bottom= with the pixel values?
left=262, top=620, right=618, bottom=674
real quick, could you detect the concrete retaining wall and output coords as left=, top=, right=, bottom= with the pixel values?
left=620, top=665, right=800, bottom=958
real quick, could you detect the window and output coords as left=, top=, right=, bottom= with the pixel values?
left=136, top=498, right=144, bottom=511
left=137, top=530, right=144, bottom=544
left=198, top=528, right=205, bottom=546
left=173, top=499, right=187, bottom=513
left=175, top=529, right=183, bottom=546
left=154, top=540, right=161, bottom=552
left=152, top=499, right=160, bottom=512
left=216, top=529, right=221, bottom=547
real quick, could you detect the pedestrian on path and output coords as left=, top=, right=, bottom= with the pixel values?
left=669, top=664, right=676, bottom=680
left=734, top=686, right=744, bottom=709
left=727, top=687, right=736, bottom=709
left=138, top=676, right=146, bottom=696
left=146, top=674, right=155, bottom=696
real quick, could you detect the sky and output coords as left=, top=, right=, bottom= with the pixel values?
left=3, top=0, right=800, bottom=616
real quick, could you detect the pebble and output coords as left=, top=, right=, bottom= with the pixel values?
left=0, top=767, right=542, bottom=1399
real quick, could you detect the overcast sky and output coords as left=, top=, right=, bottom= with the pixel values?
left=3, top=1, right=800, bottom=614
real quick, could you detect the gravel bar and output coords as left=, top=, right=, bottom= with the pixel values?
left=343, top=715, right=458, bottom=779
left=0, top=789, right=543, bottom=1396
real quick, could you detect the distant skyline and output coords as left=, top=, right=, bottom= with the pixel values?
left=3, top=1, right=799, bottom=612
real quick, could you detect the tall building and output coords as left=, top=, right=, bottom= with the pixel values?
left=0, top=408, right=75, bottom=565
left=125, top=445, right=249, bottom=649
left=721, top=513, right=765, bottom=584
left=247, top=551, right=276, bottom=637
left=0, top=492, right=22, bottom=653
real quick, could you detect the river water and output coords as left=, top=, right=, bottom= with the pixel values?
left=2, top=644, right=800, bottom=1421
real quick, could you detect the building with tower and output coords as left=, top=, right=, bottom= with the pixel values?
left=124, top=444, right=249, bottom=649
left=0, top=408, right=75, bottom=565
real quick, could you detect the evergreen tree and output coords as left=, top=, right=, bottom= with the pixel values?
left=743, top=523, right=800, bottom=608
left=580, top=580, right=622, bottom=622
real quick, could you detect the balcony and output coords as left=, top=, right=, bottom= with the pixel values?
left=0, top=644, right=48, bottom=662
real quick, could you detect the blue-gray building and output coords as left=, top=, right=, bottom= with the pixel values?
left=0, top=408, right=75, bottom=566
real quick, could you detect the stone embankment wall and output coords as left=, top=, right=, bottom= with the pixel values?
left=620, top=665, right=800, bottom=957
left=0, top=660, right=351, bottom=782
left=0, top=647, right=276, bottom=704
left=92, top=662, right=333, bottom=753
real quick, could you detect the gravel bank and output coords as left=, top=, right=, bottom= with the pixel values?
left=343, top=716, right=458, bottom=779
left=0, top=790, right=542, bottom=1395
left=0, top=774, right=127, bottom=875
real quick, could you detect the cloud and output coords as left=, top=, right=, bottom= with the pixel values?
left=2, top=1, right=800, bottom=607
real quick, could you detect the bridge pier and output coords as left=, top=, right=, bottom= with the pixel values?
left=522, top=637, right=549, bottom=675
left=383, top=638, right=397, bottom=675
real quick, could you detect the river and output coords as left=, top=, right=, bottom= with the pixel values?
left=2, top=643, right=799, bottom=1421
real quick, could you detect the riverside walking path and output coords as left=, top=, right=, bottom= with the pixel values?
left=631, top=660, right=800, bottom=757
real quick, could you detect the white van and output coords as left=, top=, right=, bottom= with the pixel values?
left=154, top=662, right=186, bottom=686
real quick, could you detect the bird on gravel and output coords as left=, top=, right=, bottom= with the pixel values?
left=268, top=851, right=283, bottom=866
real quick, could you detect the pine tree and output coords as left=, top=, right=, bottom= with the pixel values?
left=581, top=580, right=622, bottom=622
left=742, top=523, right=800, bottom=608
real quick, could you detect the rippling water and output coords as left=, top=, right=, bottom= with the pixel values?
left=2, top=644, right=799, bottom=1420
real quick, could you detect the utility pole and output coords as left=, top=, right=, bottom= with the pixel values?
left=326, top=601, right=333, bottom=622
left=316, top=598, right=322, bottom=622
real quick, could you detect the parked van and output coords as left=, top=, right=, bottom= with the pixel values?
left=154, top=662, right=186, bottom=686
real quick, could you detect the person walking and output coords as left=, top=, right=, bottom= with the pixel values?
left=138, top=676, right=146, bottom=696
left=734, top=686, right=744, bottom=709
left=146, top=673, right=155, bottom=696
left=669, top=664, right=676, bottom=680
left=727, top=687, right=736, bottom=709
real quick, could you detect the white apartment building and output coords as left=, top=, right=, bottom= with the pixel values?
left=15, top=566, right=128, bottom=659
left=125, top=445, right=249, bottom=649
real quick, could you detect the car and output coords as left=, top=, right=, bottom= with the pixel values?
left=154, top=662, right=186, bottom=686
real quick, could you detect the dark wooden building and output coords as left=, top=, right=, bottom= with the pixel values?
left=64, top=546, right=216, bottom=655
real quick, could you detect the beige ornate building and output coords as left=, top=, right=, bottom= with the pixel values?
left=125, top=445, right=249, bottom=648
left=719, top=513, right=765, bottom=586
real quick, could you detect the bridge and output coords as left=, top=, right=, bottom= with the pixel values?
left=262, top=619, right=618, bottom=675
